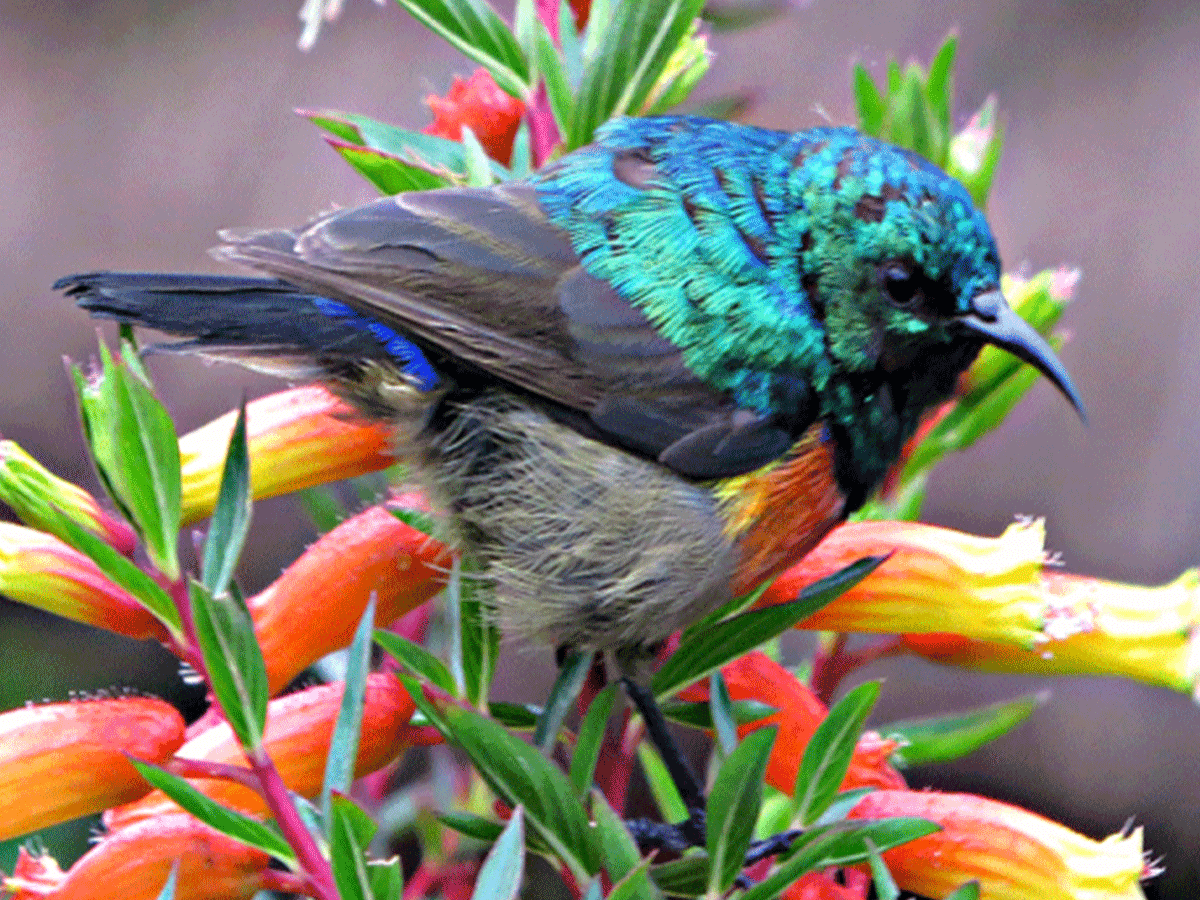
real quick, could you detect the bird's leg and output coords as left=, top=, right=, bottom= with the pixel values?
left=621, top=675, right=707, bottom=847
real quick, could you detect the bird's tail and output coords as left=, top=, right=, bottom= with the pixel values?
left=55, top=272, right=441, bottom=398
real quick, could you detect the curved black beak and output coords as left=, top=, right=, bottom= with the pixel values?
left=959, top=289, right=1087, bottom=423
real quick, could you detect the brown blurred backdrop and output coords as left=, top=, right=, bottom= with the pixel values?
left=3, top=1, right=1198, bottom=895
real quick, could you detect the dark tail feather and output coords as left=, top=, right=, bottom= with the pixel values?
left=56, top=271, right=441, bottom=392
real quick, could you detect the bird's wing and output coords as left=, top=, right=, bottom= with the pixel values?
left=216, top=180, right=802, bottom=478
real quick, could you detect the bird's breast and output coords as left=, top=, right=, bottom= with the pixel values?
left=712, top=422, right=849, bottom=596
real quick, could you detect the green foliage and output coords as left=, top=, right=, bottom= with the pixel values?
left=884, top=692, right=1048, bottom=768
left=792, top=682, right=881, bottom=826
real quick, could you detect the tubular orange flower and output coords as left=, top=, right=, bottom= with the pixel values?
left=678, top=652, right=904, bottom=794
left=783, top=871, right=867, bottom=900
left=107, top=673, right=423, bottom=827
left=3, top=814, right=271, bottom=900
left=0, top=440, right=136, bottom=554
left=178, top=386, right=393, bottom=525
left=0, top=523, right=165, bottom=640
left=423, top=69, right=525, bottom=166
left=759, top=518, right=1200, bottom=695
left=848, top=790, right=1149, bottom=900
left=0, top=696, right=184, bottom=840
left=250, top=503, right=450, bottom=693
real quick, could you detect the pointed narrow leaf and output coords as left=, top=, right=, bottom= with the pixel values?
left=707, top=725, right=776, bottom=892
left=202, top=403, right=251, bottom=597
left=130, top=760, right=295, bottom=863
left=660, top=698, right=777, bottom=730
left=570, top=683, right=617, bottom=796
left=590, top=792, right=645, bottom=887
left=793, top=681, right=881, bottom=826
left=535, top=19, right=574, bottom=134
left=866, top=838, right=900, bottom=900
left=708, top=671, right=737, bottom=758
left=460, top=576, right=499, bottom=706
left=191, top=579, right=269, bottom=751
left=438, top=810, right=505, bottom=843
left=329, top=140, right=447, bottom=195
left=853, top=64, right=885, bottom=134
left=650, top=854, right=710, bottom=897
left=471, top=806, right=525, bottom=900
left=375, top=630, right=456, bottom=695
left=534, top=650, right=591, bottom=754
left=884, top=692, right=1047, bottom=768
left=946, top=881, right=982, bottom=900
left=154, top=863, right=179, bottom=900
left=812, top=787, right=875, bottom=826
left=925, top=33, right=958, bottom=130
left=488, top=701, right=540, bottom=729
left=636, top=742, right=687, bottom=825
left=432, top=694, right=600, bottom=880
left=330, top=795, right=377, bottom=900
left=368, top=858, right=404, bottom=900
left=322, top=598, right=377, bottom=817
left=652, top=556, right=884, bottom=699
left=395, top=0, right=530, bottom=97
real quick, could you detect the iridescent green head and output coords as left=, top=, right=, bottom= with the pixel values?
left=782, top=127, right=1082, bottom=417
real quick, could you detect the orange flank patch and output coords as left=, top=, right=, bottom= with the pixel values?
left=715, top=423, right=847, bottom=596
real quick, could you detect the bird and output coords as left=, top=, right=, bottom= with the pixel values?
left=58, top=115, right=1083, bottom=837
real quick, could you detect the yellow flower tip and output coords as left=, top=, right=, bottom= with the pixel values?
left=766, top=518, right=1049, bottom=647
left=252, top=504, right=450, bottom=693
left=179, top=386, right=395, bottom=524
left=0, top=440, right=137, bottom=554
left=108, top=673, right=418, bottom=827
left=0, top=696, right=185, bottom=841
left=850, top=790, right=1151, bottom=900
left=4, top=814, right=270, bottom=900
left=0, top=523, right=165, bottom=640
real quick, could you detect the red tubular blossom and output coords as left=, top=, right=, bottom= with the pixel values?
left=423, top=70, right=525, bottom=165
left=679, top=652, right=905, bottom=794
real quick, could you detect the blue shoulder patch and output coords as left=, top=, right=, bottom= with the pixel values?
left=311, top=297, right=440, bottom=391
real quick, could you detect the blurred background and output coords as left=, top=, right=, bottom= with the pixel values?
left=3, top=0, right=1198, bottom=895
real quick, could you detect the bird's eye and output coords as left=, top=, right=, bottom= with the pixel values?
left=880, top=261, right=922, bottom=308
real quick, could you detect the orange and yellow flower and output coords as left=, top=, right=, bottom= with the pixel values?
left=0, top=696, right=184, bottom=840
left=178, top=386, right=394, bottom=525
left=849, top=790, right=1149, bottom=900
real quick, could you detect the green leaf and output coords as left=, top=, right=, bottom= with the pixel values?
left=298, top=485, right=348, bottom=532
left=74, top=342, right=181, bottom=579
left=328, top=140, right=447, bottom=195
left=534, top=650, right=591, bottom=754
left=650, top=854, right=710, bottom=897
left=590, top=792, right=645, bottom=887
left=375, top=630, right=457, bottom=696
left=853, top=64, right=886, bottom=135
left=154, top=863, right=179, bottom=900
left=488, top=701, right=541, bottom=730
left=472, top=806, right=525, bottom=900
left=190, top=579, right=269, bottom=752
left=201, top=402, right=251, bottom=598
left=793, top=681, right=881, bottom=826
left=460, top=573, right=499, bottom=707
left=636, top=742, right=686, bottom=825
left=535, top=19, right=574, bottom=135
left=429, top=693, right=600, bottom=881
left=925, top=33, right=958, bottom=133
left=885, top=692, right=1048, bottom=768
left=130, top=760, right=295, bottom=863
left=558, top=0, right=583, bottom=88
left=739, top=818, right=940, bottom=900
left=569, top=0, right=705, bottom=147
left=660, top=698, right=777, bottom=730
left=459, top=126, right=500, bottom=186
left=811, top=787, right=874, bottom=826
left=708, top=671, right=738, bottom=758
left=652, top=556, right=884, bottom=700
left=322, top=598, right=376, bottom=818
left=866, top=838, right=900, bottom=900
left=946, top=880, right=982, bottom=900
left=438, top=810, right=505, bottom=843
left=368, top=858, right=404, bottom=900
left=395, top=0, right=531, bottom=97
left=606, top=860, right=659, bottom=900
left=330, top=795, right=377, bottom=900
left=706, top=725, right=776, bottom=893
left=570, top=683, right=617, bottom=797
